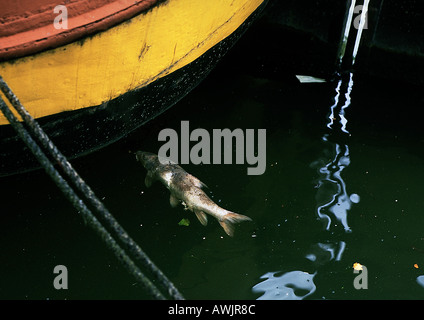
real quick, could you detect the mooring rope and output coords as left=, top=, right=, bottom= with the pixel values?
left=0, top=75, right=184, bottom=300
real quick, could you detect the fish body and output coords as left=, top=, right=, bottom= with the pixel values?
left=136, top=151, right=251, bottom=236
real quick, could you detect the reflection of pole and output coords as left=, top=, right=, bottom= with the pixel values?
left=315, top=137, right=358, bottom=232
left=340, top=73, right=354, bottom=134
left=316, top=3, right=365, bottom=230
left=327, top=80, right=342, bottom=130
left=317, top=0, right=369, bottom=230
left=328, top=72, right=353, bottom=134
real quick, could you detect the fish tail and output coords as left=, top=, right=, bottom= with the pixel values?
left=219, top=212, right=252, bottom=237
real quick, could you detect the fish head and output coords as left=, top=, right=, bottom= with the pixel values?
left=135, top=151, right=158, bottom=170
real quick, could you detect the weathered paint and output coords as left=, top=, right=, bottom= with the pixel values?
left=0, top=0, right=264, bottom=125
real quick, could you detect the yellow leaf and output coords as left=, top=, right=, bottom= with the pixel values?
left=353, top=262, right=363, bottom=271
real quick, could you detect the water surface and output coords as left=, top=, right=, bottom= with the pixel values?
left=1, top=31, right=424, bottom=300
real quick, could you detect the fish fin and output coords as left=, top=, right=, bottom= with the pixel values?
left=169, top=194, right=179, bottom=208
left=187, top=174, right=208, bottom=189
left=219, top=212, right=252, bottom=237
left=198, top=180, right=208, bottom=189
left=145, top=171, right=154, bottom=188
left=194, top=210, right=208, bottom=226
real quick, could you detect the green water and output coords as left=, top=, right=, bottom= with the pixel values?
left=2, top=31, right=424, bottom=300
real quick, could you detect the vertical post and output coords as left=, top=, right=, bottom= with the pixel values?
left=352, top=0, right=370, bottom=65
left=336, top=0, right=357, bottom=69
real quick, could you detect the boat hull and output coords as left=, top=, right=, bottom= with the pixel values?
left=0, top=0, right=267, bottom=176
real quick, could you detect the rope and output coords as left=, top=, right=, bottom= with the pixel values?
left=0, top=75, right=184, bottom=300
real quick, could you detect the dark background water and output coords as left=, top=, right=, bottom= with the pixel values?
left=2, top=5, right=424, bottom=300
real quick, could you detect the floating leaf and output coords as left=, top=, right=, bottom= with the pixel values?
left=296, top=75, right=326, bottom=83
left=353, top=262, right=363, bottom=271
left=178, top=218, right=190, bottom=227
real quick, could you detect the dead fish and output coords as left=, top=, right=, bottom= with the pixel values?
left=136, top=151, right=252, bottom=236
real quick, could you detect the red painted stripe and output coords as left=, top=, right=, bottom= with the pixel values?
left=0, top=0, right=159, bottom=60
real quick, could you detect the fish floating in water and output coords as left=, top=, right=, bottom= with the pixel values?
left=136, top=151, right=252, bottom=236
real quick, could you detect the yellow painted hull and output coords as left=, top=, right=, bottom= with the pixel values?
left=0, top=0, right=264, bottom=125
left=0, top=0, right=267, bottom=176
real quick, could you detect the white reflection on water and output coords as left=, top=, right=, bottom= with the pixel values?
left=252, top=72, right=358, bottom=299
left=417, top=276, right=424, bottom=288
left=312, top=135, right=360, bottom=232
left=313, top=70, right=360, bottom=232
left=306, top=241, right=346, bottom=264
left=327, top=72, right=353, bottom=134
left=252, top=271, right=316, bottom=300
left=339, top=73, right=353, bottom=134
left=327, top=79, right=342, bottom=130
left=252, top=73, right=358, bottom=299
left=252, top=9, right=370, bottom=295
